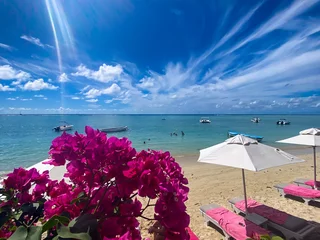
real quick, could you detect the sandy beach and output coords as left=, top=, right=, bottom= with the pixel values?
left=139, top=150, right=320, bottom=239
left=178, top=152, right=320, bottom=239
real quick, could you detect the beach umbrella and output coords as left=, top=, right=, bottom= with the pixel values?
left=27, top=159, right=69, bottom=182
left=198, top=135, right=304, bottom=211
left=277, top=128, right=320, bottom=189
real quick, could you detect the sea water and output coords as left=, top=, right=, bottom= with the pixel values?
left=0, top=114, right=319, bottom=172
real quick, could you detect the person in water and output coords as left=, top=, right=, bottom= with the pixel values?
left=181, top=131, right=185, bottom=136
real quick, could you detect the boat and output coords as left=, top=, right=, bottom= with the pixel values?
left=251, top=117, right=260, bottom=123
left=199, top=117, right=211, bottom=123
left=276, top=119, right=290, bottom=125
left=100, top=126, right=128, bottom=133
left=53, top=123, right=73, bottom=132
left=228, top=131, right=263, bottom=142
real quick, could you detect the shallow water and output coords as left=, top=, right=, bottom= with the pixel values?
left=0, top=114, right=319, bottom=172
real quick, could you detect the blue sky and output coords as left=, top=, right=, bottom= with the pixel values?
left=0, top=0, right=320, bottom=114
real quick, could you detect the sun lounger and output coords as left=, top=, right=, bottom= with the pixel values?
left=200, top=204, right=271, bottom=240
left=274, top=183, right=320, bottom=205
left=229, top=197, right=317, bottom=240
left=294, top=178, right=320, bottom=189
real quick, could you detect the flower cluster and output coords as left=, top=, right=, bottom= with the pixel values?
left=3, top=167, right=50, bottom=205
left=0, top=167, right=50, bottom=238
left=0, top=126, right=190, bottom=239
left=44, top=126, right=190, bottom=239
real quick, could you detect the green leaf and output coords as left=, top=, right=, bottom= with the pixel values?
left=26, top=226, right=42, bottom=240
left=8, top=226, right=28, bottom=240
left=0, top=211, right=10, bottom=228
left=271, top=237, right=284, bottom=240
left=42, top=215, right=70, bottom=233
left=57, top=225, right=91, bottom=240
left=71, top=191, right=86, bottom=204
left=13, top=211, right=23, bottom=221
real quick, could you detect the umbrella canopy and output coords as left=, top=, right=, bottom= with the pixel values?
left=277, top=128, right=320, bottom=146
left=198, top=135, right=304, bottom=211
left=277, top=128, right=320, bottom=188
left=199, top=135, right=304, bottom=171
left=27, top=159, right=69, bottom=182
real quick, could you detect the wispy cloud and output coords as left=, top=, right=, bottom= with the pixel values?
left=223, top=0, right=319, bottom=56
left=20, top=35, right=54, bottom=49
left=86, top=99, right=98, bottom=103
left=0, top=43, right=15, bottom=51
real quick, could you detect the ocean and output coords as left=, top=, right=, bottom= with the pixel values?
left=0, top=114, right=319, bottom=173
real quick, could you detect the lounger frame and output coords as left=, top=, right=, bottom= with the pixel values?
left=199, top=204, right=233, bottom=240
left=229, top=197, right=316, bottom=240
left=274, top=183, right=320, bottom=205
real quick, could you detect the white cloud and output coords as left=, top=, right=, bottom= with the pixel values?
left=20, top=79, right=58, bottom=91
left=21, top=98, right=32, bottom=101
left=8, top=107, right=31, bottom=111
left=105, top=99, right=113, bottom=104
left=72, top=64, right=123, bottom=83
left=20, top=35, right=54, bottom=49
left=86, top=99, right=98, bottom=103
left=84, top=83, right=121, bottom=98
left=224, top=0, right=319, bottom=56
left=80, top=85, right=90, bottom=94
left=0, top=65, right=31, bottom=80
left=58, top=73, right=69, bottom=82
left=0, top=43, right=15, bottom=51
left=0, top=84, right=16, bottom=91
left=71, top=96, right=80, bottom=100
left=34, top=94, right=45, bottom=98
left=6, top=97, right=16, bottom=100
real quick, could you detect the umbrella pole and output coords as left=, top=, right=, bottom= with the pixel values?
left=242, top=169, right=248, bottom=212
left=314, top=146, right=317, bottom=189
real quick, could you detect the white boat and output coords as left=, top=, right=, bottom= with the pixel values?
left=199, top=117, right=211, bottom=123
left=251, top=117, right=260, bottom=123
left=100, top=126, right=128, bottom=133
left=276, top=119, right=290, bottom=125
left=53, top=122, right=73, bottom=132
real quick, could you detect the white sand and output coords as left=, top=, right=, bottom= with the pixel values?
left=171, top=153, right=320, bottom=239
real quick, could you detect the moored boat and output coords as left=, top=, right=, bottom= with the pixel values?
left=199, top=117, right=211, bottom=123
left=228, top=131, right=263, bottom=142
left=276, top=119, right=290, bottom=125
left=100, top=126, right=128, bottom=133
left=53, top=123, right=73, bottom=132
left=251, top=117, right=260, bottom=123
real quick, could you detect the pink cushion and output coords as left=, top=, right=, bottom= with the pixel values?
left=284, top=184, right=320, bottom=198
left=235, top=199, right=288, bottom=225
left=206, top=207, right=269, bottom=240
left=305, top=180, right=320, bottom=188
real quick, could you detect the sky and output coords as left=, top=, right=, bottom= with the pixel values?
left=0, top=0, right=320, bottom=114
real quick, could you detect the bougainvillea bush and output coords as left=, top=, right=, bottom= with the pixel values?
left=0, top=126, right=190, bottom=240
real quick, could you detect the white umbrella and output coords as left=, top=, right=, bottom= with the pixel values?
left=198, top=135, right=304, bottom=211
left=277, top=128, right=320, bottom=189
left=27, top=159, right=69, bottom=182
